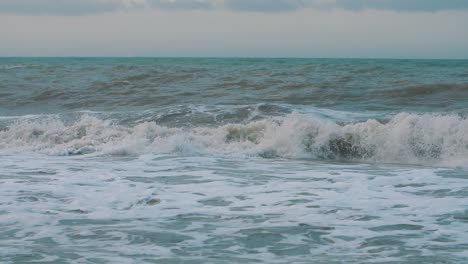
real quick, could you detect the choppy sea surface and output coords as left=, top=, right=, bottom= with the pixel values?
left=1, top=58, right=468, bottom=263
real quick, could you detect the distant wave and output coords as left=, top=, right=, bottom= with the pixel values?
left=3, top=82, right=468, bottom=113
left=1, top=112, right=467, bottom=167
left=0, top=64, right=35, bottom=70
left=375, top=83, right=468, bottom=97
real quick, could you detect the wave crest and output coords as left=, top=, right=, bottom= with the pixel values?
left=1, top=112, right=467, bottom=167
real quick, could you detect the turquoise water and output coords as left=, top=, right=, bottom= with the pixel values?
left=1, top=58, right=468, bottom=263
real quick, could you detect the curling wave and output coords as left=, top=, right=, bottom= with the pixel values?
left=0, top=112, right=467, bottom=167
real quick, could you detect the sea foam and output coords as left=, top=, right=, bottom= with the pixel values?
left=1, top=113, right=467, bottom=167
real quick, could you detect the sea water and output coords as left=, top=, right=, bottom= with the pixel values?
left=1, top=58, right=468, bottom=263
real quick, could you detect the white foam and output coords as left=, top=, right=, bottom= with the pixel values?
left=0, top=64, right=27, bottom=70
left=1, top=112, right=467, bottom=167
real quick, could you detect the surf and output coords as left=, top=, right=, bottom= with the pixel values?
left=1, top=111, right=467, bottom=167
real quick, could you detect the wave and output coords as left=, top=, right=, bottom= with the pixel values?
left=374, top=83, right=468, bottom=98
left=0, top=64, right=40, bottom=71
left=0, top=112, right=467, bottom=167
left=0, top=64, right=29, bottom=70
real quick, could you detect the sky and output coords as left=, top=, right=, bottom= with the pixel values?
left=0, top=0, right=468, bottom=58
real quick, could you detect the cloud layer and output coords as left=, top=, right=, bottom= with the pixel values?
left=1, top=0, right=468, bottom=15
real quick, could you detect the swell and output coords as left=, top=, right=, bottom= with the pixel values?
left=4, top=82, right=468, bottom=114
left=2, top=58, right=468, bottom=113
left=374, top=83, right=468, bottom=98
left=1, top=112, right=467, bottom=167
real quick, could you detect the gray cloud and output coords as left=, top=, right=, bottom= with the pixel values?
left=149, top=0, right=218, bottom=10
left=223, top=0, right=307, bottom=12
left=224, top=0, right=468, bottom=13
left=1, top=0, right=468, bottom=15
left=0, top=0, right=218, bottom=15
left=0, top=0, right=120, bottom=15
left=329, top=0, right=468, bottom=12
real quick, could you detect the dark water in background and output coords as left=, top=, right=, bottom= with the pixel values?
left=1, top=58, right=468, bottom=114
left=1, top=58, right=468, bottom=263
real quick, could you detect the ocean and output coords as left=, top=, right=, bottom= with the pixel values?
left=1, top=58, right=468, bottom=263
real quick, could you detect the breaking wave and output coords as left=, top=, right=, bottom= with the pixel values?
left=1, top=112, right=467, bottom=167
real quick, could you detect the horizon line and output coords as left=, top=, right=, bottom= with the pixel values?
left=1, top=56, right=468, bottom=60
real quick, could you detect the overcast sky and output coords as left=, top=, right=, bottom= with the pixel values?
left=1, top=0, right=468, bottom=58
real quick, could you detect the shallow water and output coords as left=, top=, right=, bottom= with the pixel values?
left=1, top=58, right=468, bottom=263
